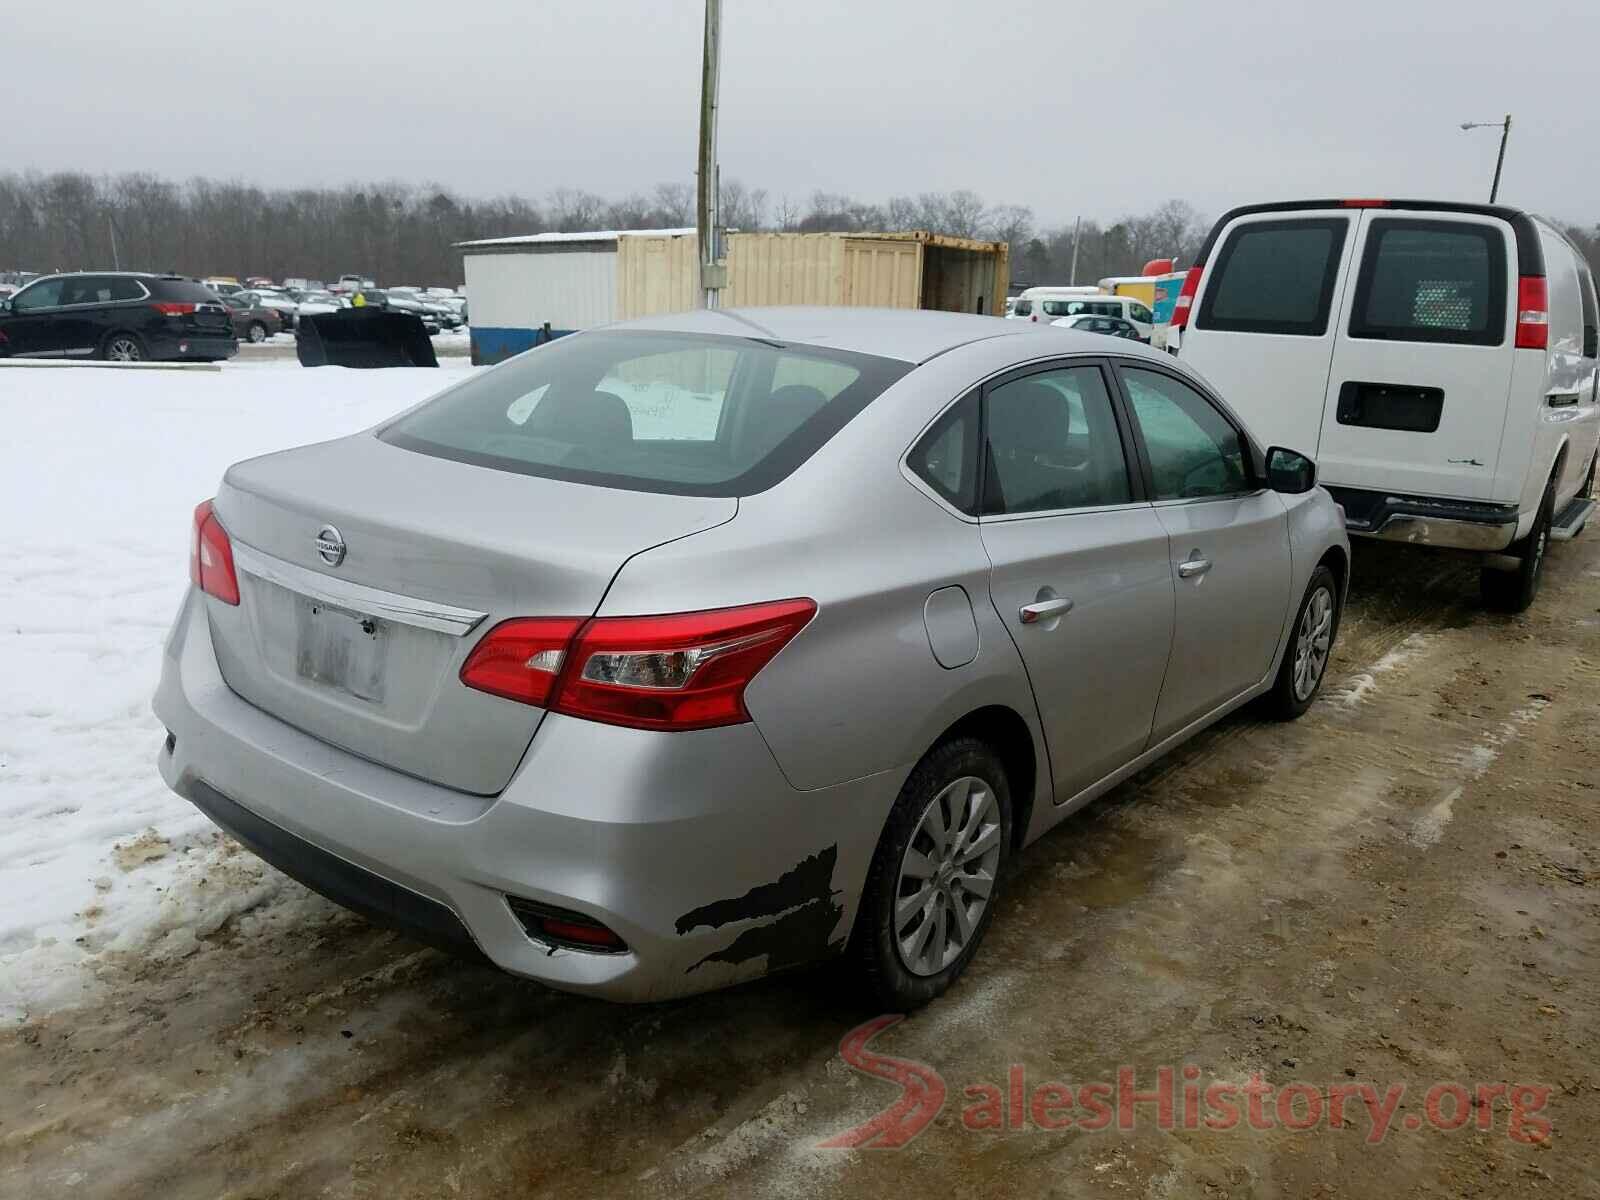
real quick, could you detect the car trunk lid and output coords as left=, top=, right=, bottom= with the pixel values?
left=205, top=433, right=736, bottom=795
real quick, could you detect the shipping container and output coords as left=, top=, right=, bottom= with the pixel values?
left=458, top=229, right=1008, bottom=364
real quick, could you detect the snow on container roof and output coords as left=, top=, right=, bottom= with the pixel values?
left=455, top=228, right=695, bottom=251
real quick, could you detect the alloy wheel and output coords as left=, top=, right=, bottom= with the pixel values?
left=894, top=775, right=1002, bottom=977
left=1292, top=585, right=1334, bottom=701
left=106, top=337, right=142, bottom=362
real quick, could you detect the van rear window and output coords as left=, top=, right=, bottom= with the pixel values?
left=1196, top=218, right=1349, bottom=336
left=1349, top=219, right=1506, bottom=346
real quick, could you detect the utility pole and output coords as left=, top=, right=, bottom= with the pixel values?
left=1459, top=115, right=1512, bottom=203
left=108, top=216, right=120, bottom=271
left=696, top=0, right=725, bottom=309
left=1068, top=216, right=1082, bottom=286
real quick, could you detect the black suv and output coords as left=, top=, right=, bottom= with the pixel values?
left=0, top=273, right=238, bottom=362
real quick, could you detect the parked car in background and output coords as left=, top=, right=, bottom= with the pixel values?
left=203, top=277, right=244, bottom=297
left=1175, top=198, right=1599, bottom=612
left=154, top=308, right=1347, bottom=1009
left=239, top=289, right=299, bottom=327
left=1015, top=288, right=1156, bottom=339
left=0, top=272, right=237, bottom=362
left=221, top=293, right=286, bottom=343
left=372, top=289, right=441, bottom=333
left=1051, top=313, right=1146, bottom=341
left=334, top=274, right=376, bottom=294
left=292, top=290, right=347, bottom=318
left=415, top=294, right=461, bottom=330
left=245, top=277, right=275, bottom=289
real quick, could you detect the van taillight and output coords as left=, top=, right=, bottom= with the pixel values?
left=1169, top=266, right=1204, bottom=331
left=461, top=599, right=817, bottom=731
left=190, top=500, right=240, bottom=605
left=1515, top=276, right=1549, bottom=350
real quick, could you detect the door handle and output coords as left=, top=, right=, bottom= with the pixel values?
left=1019, top=597, right=1074, bottom=624
left=1178, top=556, right=1212, bottom=579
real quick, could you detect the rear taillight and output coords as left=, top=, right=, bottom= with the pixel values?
left=153, top=302, right=198, bottom=316
left=461, top=599, right=817, bottom=731
left=458, top=616, right=583, bottom=706
left=190, top=500, right=240, bottom=605
left=1169, top=265, right=1204, bottom=331
left=1515, top=275, right=1549, bottom=350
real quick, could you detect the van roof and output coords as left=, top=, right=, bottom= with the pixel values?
left=1197, top=199, right=1546, bottom=277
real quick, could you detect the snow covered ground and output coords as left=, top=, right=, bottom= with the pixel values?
left=0, top=359, right=479, bottom=1022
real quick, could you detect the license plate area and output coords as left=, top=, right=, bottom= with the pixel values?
left=295, top=597, right=387, bottom=702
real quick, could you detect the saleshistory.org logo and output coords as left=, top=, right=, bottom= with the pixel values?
left=818, top=1017, right=1554, bottom=1149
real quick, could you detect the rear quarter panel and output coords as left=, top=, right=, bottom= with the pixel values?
left=595, top=340, right=1054, bottom=800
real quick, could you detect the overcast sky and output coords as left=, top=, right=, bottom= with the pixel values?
left=7, top=0, right=1593, bottom=231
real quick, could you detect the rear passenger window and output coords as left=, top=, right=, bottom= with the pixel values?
left=1349, top=219, right=1506, bottom=346
left=107, top=277, right=146, bottom=302
left=1196, top=218, right=1349, bottom=336
left=982, top=366, right=1131, bottom=516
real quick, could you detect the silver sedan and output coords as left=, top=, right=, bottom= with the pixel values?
left=155, top=307, right=1348, bottom=1008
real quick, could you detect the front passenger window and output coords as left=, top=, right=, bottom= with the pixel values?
left=13, top=278, right=65, bottom=310
left=1121, top=368, right=1252, bottom=501
left=983, top=366, right=1132, bottom=515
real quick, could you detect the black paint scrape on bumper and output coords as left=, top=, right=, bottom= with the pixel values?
left=186, top=779, right=487, bottom=962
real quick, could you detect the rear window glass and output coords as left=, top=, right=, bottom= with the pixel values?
left=1348, top=219, right=1506, bottom=346
left=161, top=280, right=227, bottom=303
left=380, top=330, right=910, bottom=496
left=1196, top=218, right=1349, bottom=336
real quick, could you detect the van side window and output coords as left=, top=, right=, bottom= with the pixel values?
left=1349, top=219, right=1507, bottom=346
left=1013, top=300, right=1032, bottom=317
left=1196, top=218, right=1349, bottom=336
left=1578, top=264, right=1598, bottom=359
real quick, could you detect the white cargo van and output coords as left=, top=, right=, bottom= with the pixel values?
left=1174, top=199, right=1599, bottom=611
left=1010, top=286, right=1156, bottom=339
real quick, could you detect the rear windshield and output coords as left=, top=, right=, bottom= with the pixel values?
left=379, top=330, right=911, bottom=496
left=1348, top=219, right=1506, bottom=345
left=160, top=280, right=229, bottom=303
left=1196, top=218, right=1349, bottom=336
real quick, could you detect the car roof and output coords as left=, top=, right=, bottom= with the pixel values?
left=605, top=305, right=1128, bottom=364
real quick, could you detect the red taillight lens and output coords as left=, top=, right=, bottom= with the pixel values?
left=1340, top=198, right=1390, bottom=208
left=459, top=616, right=583, bottom=705
left=190, top=500, right=240, bottom=605
left=461, top=599, right=817, bottom=731
left=153, top=302, right=198, bottom=316
left=1169, top=265, right=1204, bottom=331
left=1515, top=275, right=1549, bottom=350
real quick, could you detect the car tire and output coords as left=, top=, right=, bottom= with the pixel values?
left=100, top=332, right=145, bottom=363
left=1481, top=471, right=1556, bottom=614
left=1265, top=564, right=1340, bottom=720
left=848, top=736, right=1012, bottom=1010
left=247, top=321, right=269, bottom=344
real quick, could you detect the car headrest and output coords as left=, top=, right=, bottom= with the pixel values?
left=526, top=388, right=635, bottom=446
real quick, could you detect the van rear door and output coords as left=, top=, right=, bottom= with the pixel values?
left=1317, top=212, right=1517, bottom=501
left=1178, top=210, right=1356, bottom=457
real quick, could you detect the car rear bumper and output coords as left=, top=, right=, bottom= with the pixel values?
left=151, top=333, right=238, bottom=361
left=153, top=589, right=900, bottom=1001
left=1326, top=486, right=1520, bottom=552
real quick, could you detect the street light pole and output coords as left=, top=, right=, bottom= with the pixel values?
left=696, top=0, right=724, bottom=309
left=1460, top=114, right=1512, bottom=203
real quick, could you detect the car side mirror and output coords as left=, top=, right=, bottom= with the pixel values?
left=0, top=298, right=11, bottom=314
left=1266, top=446, right=1317, bottom=494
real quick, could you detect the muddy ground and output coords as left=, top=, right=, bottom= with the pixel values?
left=4, top=533, right=1598, bottom=1199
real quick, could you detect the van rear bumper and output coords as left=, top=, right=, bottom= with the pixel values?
left=1326, top=487, right=1520, bottom=552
